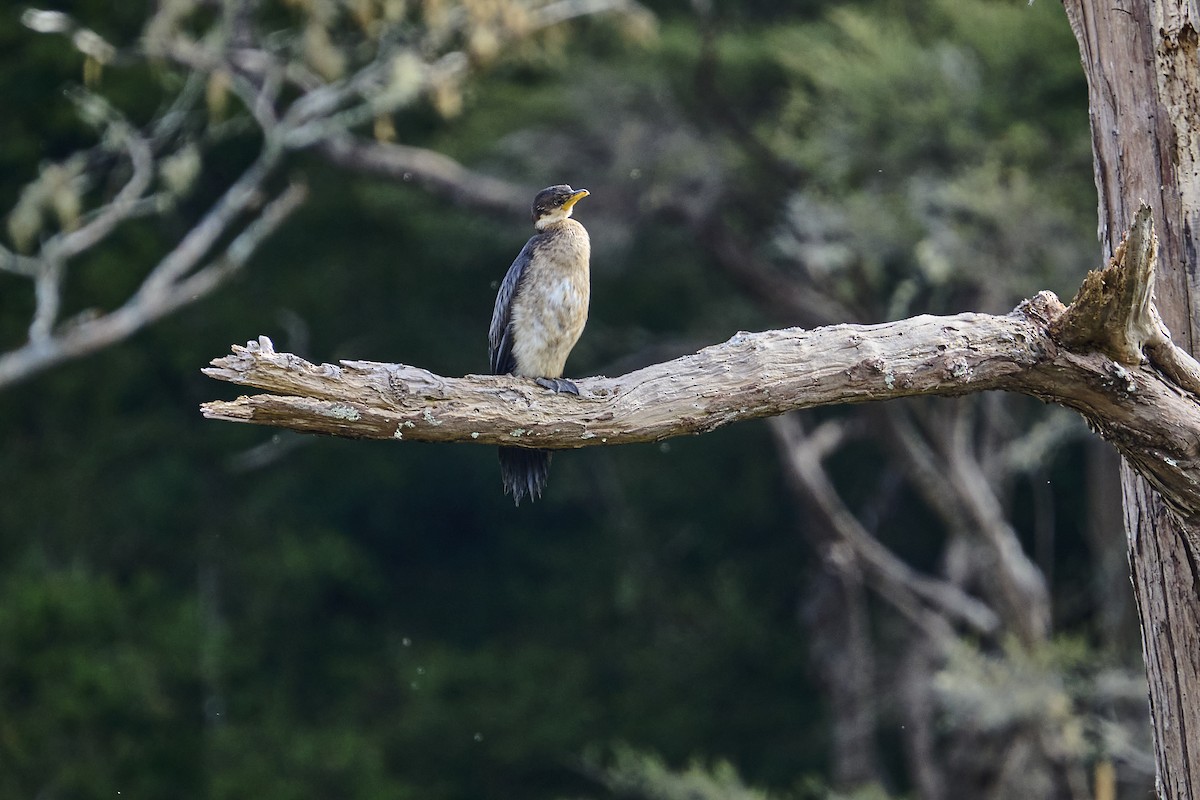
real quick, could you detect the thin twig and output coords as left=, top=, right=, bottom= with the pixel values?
left=0, top=245, right=42, bottom=277
left=0, top=183, right=306, bottom=389
left=53, top=124, right=155, bottom=261
left=138, top=149, right=281, bottom=300
left=533, top=0, right=645, bottom=28
left=29, top=259, right=66, bottom=343
left=317, top=135, right=529, bottom=215
left=943, top=426, right=1052, bottom=645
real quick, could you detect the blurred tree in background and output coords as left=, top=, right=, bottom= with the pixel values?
left=0, top=0, right=1153, bottom=798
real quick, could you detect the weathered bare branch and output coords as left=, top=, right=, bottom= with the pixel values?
left=769, top=414, right=1002, bottom=639
left=138, top=151, right=281, bottom=300
left=201, top=210, right=1200, bottom=523
left=55, top=125, right=155, bottom=262
left=943, top=420, right=1052, bottom=645
left=1053, top=206, right=1158, bottom=362
left=1053, top=204, right=1200, bottom=398
left=202, top=309, right=1052, bottom=443
left=1146, top=336, right=1200, bottom=396
left=317, top=136, right=528, bottom=215
left=534, top=0, right=650, bottom=28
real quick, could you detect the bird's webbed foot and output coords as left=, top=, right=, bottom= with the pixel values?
left=535, top=377, right=580, bottom=395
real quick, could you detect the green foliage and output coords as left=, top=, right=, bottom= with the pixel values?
left=580, top=744, right=778, bottom=800
left=574, top=746, right=908, bottom=800
left=771, top=0, right=1088, bottom=179
left=765, top=0, right=1093, bottom=316
left=935, top=637, right=1084, bottom=740
left=0, top=561, right=203, bottom=797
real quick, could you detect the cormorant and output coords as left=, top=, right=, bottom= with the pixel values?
left=488, top=184, right=591, bottom=505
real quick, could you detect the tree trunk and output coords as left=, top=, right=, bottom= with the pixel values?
left=1062, top=2, right=1200, bottom=796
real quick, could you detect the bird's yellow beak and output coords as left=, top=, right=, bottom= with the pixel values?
left=562, top=189, right=590, bottom=211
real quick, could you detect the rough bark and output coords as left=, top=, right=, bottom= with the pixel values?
left=1063, top=2, right=1200, bottom=796
left=1123, top=474, right=1200, bottom=799
left=203, top=211, right=1200, bottom=525
left=1064, top=3, right=1198, bottom=348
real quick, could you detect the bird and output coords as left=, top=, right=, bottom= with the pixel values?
left=488, top=184, right=591, bottom=505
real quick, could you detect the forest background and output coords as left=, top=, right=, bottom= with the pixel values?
left=0, top=0, right=1153, bottom=798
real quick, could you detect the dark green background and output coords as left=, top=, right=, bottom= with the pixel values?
left=0, top=1, right=1114, bottom=797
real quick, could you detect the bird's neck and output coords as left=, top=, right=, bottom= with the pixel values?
left=535, top=212, right=576, bottom=231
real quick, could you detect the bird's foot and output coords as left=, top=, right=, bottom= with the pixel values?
left=536, top=377, right=580, bottom=395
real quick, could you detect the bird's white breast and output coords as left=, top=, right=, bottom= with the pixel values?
left=510, top=220, right=591, bottom=378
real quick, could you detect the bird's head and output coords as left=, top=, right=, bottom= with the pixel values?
left=532, top=184, right=589, bottom=230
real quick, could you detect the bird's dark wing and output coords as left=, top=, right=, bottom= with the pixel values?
left=488, top=235, right=539, bottom=375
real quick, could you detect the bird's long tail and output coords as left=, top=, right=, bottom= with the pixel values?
left=498, top=447, right=552, bottom=506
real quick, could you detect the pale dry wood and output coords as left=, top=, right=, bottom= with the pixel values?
left=1062, top=1, right=1200, bottom=352
left=203, top=307, right=1050, bottom=446
left=1054, top=206, right=1200, bottom=397
left=203, top=217, right=1200, bottom=524
left=1054, top=206, right=1161, bottom=363
left=1064, top=3, right=1200, bottom=795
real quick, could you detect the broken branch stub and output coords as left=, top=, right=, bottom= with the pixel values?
left=1050, top=203, right=1200, bottom=398
left=1052, top=204, right=1160, bottom=363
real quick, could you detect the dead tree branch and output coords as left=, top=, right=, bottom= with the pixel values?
left=768, top=414, right=1002, bottom=639
left=317, top=136, right=529, bottom=215
left=201, top=206, right=1200, bottom=521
